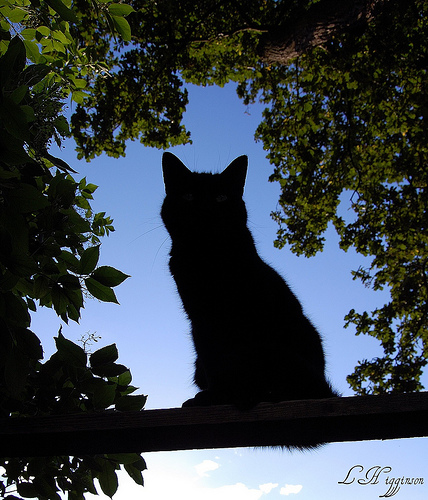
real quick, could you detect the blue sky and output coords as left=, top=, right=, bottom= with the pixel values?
left=31, top=82, right=427, bottom=499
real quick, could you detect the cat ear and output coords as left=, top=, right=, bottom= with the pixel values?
left=222, top=155, right=248, bottom=193
left=162, top=152, right=192, bottom=193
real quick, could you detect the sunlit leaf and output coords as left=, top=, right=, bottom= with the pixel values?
left=110, top=15, right=132, bottom=41
left=108, top=4, right=135, bottom=16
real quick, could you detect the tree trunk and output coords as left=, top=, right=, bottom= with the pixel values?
left=258, top=0, right=387, bottom=65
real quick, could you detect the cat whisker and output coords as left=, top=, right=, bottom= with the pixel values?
left=151, top=236, right=170, bottom=273
left=129, top=224, right=164, bottom=244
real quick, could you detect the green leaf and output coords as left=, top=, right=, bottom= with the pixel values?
left=59, top=250, right=80, bottom=273
left=80, top=246, right=100, bottom=275
left=36, top=26, right=51, bottom=37
left=71, top=90, right=87, bottom=104
left=111, top=15, right=132, bottom=41
left=0, top=37, right=25, bottom=87
left=54, top=115, right=70, bottom=135
left=32, top=475, right=61, bottom=499
left=97, top=460, right=118, bottom=498
left=0, top=96, right=31, bottom=140
left=45, top=0, right=78, bottom=22
left=80, top=376, right=108, bottom=393
left=52, top=29, right=70, bottom=45
left=59, top=280, right=83, bottom=316
left=72, top=78, right=87, bottom=89
left=44, top=152, right=76, bottom=172
left=21, top=104, right=35, bottom=122
left=26, top=297, right=37, bottom=312
left=4, top=345, right=30, bottom=398
left=0, top=270, right=19, bottom=291
left=34, top=275, right=51, bottom=299
left=15, top=327, right=43, bottom=360
left=108, top=3, right=135, bottom=16
left=115, top=394, right=147, bottom=412
left=7, top=183, right=50, bottom=213
left=23, top=39, right=41, bottom=62
left=20, top=28, right=37, bottom=41
left=90, top=344, right=119, bottom=367
left=106, top=453, right=142, bottom=465
left=17, top=482, right=38, bottom=498
left=61, top=208, right=91, bottom=234
left=79, top=177, right=98, bottom=194
left=91, top=362, right=128, bottom=377
left=51, top=284, right=69, bottom=315
left=117, top=384, right=138, bottom=396
left=93, top=382, right=117, bottom=409
left=0, top=131, right=33, bottom=165
left=109, top=369, right=132, bottom=387
left=85, top=277, right=119, bottom=303
left=1, top=292, right=31, bottom=327
left=91, top=266, right=130, bottom=287
left=55, top=331, right=87, bottom=367
left=11, top=84, right=28, bottom=104
left=2, top=6, right=28, bottom=23
left=58, top=274, right=80, bottom=288
left=22, top=63, right=50, bottom=86
left=123, top=466, right=144, bottom=486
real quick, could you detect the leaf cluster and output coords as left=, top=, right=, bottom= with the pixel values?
left=1, top=333, right=147, bottom=500
left=0, top=38, right=127, bottom=325
left=239, top=0, right=428, bottom=393
left=0, top=10, right=146, bottom=499
left=0, top=37, right=130, bottom=402
left=1, top=1, right=319, bottom=159
left=0, top=0, right=190, bottom=158
left=29, top=0, right=309, bottom=159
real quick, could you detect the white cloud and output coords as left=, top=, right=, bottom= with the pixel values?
left=209, top=482, right=267, bottom=500
left=86, top=459, right=281, bottom=500
left=280, top=484, right=303, bottom=496
left=194, top=459, right=220, bottom=477
left=143, top=473, right=269, bottom=500
left=259, top=483, right=278, bottom=494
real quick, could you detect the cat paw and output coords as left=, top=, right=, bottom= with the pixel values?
left=182, top=390, right=215, bottom=407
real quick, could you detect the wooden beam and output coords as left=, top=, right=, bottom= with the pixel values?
left=1, top=392, right=427, bottom=457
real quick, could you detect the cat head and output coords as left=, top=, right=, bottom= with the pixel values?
left=161, top=153, right=248, bottom=239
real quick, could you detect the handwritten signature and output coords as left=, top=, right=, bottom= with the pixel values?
left=338, top=465, right=424, bottom=497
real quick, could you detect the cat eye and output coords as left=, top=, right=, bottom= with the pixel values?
left=216, top=194, right=228, bottom=203
left=182, top=193, right=194, bottom=202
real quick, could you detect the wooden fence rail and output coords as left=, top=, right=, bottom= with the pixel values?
left=1, top=392, right=427, bottom=457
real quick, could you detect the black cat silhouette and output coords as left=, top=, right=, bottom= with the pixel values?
left=161, top=152, right=338, bottom=409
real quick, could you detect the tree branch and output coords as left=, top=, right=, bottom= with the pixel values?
left=258, top=0, right=387, bottom=65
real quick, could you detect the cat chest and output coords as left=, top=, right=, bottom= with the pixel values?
left=169, top=254, right=249, bottom=288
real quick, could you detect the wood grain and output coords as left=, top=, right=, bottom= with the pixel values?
left=1, top=392, right=427, bottom=457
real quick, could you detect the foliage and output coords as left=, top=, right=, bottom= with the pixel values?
left=50, top=0, right=314, bottom=159
left=0, top=3, right=147, bottom=498
left=0, top=0, right=314, bottom=159
left=239, top=0, right=428, bottom=394
left=0, top=333, right=147, bottom=499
